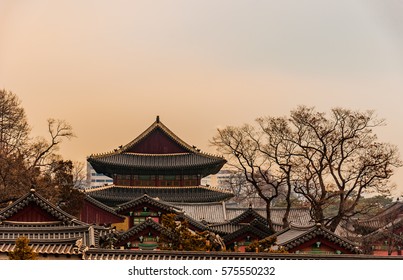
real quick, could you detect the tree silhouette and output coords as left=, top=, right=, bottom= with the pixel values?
left=158, top=214, right=209, bottom=251
left=8, top=236, right=38, bottom=260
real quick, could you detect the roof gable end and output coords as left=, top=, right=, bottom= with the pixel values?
left=121, top=118, right=196, bottom=154
left=116, top=194, right=181, bottom=214
left=0, top=190, right=87, bottom=226
left=229, top=208, right=267, bottom=225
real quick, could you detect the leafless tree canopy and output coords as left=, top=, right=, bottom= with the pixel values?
left=212, top=106, right=402, bottom=232
left=212, top=121, right=294, bottom=232
left=0, top=89, right=81, bottom=213
left=0, top=90, right=30, bottom=154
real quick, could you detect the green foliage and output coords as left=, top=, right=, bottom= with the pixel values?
left=356, top=195, right=394, bottom=217
left=8, top=237, right=38, bottom=260
left=158, top=214, right=209, bottom=251
left=245, top=236, right=288, bottom=253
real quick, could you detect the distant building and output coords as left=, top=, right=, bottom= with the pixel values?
left=86, top=162, right=113, bottom=189
left=201, top=169, right=233, bottom=188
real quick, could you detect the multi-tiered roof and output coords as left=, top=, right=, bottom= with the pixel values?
left=87, top=117, right=232, bottom=206
left=88, top=116, right=226, bottom=177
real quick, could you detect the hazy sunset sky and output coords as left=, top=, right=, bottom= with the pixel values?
left=1, top=1, right=403, bottom=195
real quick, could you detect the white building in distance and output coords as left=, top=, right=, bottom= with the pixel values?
left=86, top=162, right=113, bottom=189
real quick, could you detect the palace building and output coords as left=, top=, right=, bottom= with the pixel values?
left=0, top=116, right=363, bottom=257
left=83, top=117, right=316, bottom=252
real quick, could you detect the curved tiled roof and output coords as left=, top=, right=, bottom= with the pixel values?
left=173, top=202, right=228, bottom=224
left=0, top=239, right=85, bottom=255
left=207, top=223, right=244, bottom=235
left=84, top=195, right=126, bottom=219
left=226, top=206, right=312, bottom=227
left=88, top=153, right=226, bottom=177
left=229, top=208, right=268, bottom=225
left=273, top=223, right=362, bottom=254
left=116, top=194, right=182, bottom=213
left=0, top=224, right=99, bottom=255
left=223, top=223, right=271, bottom=243
left=0, top=189, right=87, bottom=226
left=118, top=218, right=174, bottom=242
left=87, top=118, right=226, bottom=177
left=86, top=185, right=234, bottom=206
left=353, top=202, right=403, bottom=231
left=84, top=249, right=390, bottom=260
left=120, top=117, right=199, bottom=154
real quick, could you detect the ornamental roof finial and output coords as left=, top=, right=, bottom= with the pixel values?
left=156, top=115, right=160, bottom=123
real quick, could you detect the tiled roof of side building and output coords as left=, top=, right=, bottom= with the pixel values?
left=272, top=223, right=362, bottom=254
left=363, top=215, right=403, bottom=240
left=172, top=201, right=228, bottom=224
left=83, top=249, right=387, bottom=260
left=84, top=195, right=126, bottom=219
left=172, top=202, right=313, bottom=229
left=228, top=207, right=268, bottom=225
left=225, top=206, right=312, bottom=227
left=0, top=225, right=99, bottom=255
left=0, top=238, right=86, bottom=255
left=207, top=223, right=244, bottom=235
left=116, top=194, right=182, bottom=213
left=207, top=218, right=274, bottom=237
left=353, top=201, right=403, bottom=231
left=223, top=224, right=271, bottom=243
left=118, top=218, right=175, bottom=242
left=0, top=189, right=88, bottom=226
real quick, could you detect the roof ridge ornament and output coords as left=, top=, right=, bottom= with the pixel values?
left=156, top=115, right=160, bottom=123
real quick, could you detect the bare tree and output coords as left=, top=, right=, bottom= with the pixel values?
left=0, top=90, right=31, bottom=203
left=212, top=106, right=401, bottom=232
left=255, top=116, right=296, bottom=228
left=0, top=90, right=77, bottom=206
left=221, top=170, right=265, bottom=207
left=0, top=89, right=30, bottom=154
left=287, top=106, right=401, bottom=231
left=212, top=124, right=292, bottom=232
left=28, top=118, right=75, bottom=170
left=71, top=161, right=86, bottom=189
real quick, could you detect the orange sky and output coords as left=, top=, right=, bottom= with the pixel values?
left=1, top=1, right=403, bottom=195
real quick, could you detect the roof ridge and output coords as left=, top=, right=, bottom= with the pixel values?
left=0, top=190, right=88, bottom=226
left=116, top=194, right=182, bottom=212
left=120, top=118, right=196, bottom=154
left=88, top=118, right=226, bottom=160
